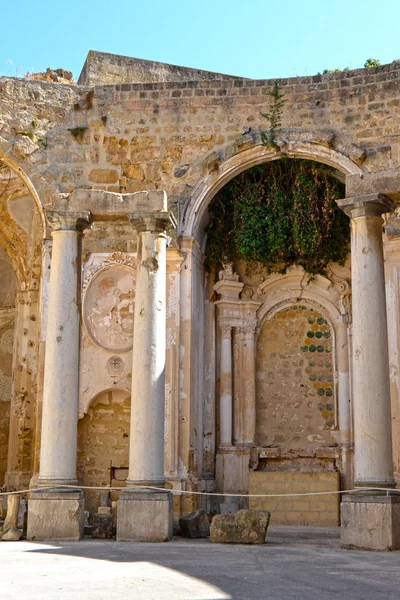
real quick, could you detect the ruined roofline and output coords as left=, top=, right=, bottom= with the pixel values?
left=77, top=50, right=248, bottom=86
left=2, top=58, right=400, bottom=98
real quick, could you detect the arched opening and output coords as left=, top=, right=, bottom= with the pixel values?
left=180, top=147, right=354, bottom=521
left=77, top=388, right=131, bottom=516
left=0, top=158, right=44, bottom=489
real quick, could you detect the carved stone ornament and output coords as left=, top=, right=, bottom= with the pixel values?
left=218, top=261, right=240, bottom=282
left=82, top=252, right=137, bottom=295
left=82, top=253, right=136, bottom=352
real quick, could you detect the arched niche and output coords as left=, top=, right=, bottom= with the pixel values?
left=77, top=388, right=131, bottom=515
left=180, top=139, right=363, bottom=245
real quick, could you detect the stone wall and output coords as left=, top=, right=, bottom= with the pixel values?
left=256, top=305, right=336, bottom=451
left=3, top=54, right=400, bottom=494
left=77, top=389, right=130, bottom=515
left=249, top=471, right=340, bottom=526
left=0, top=310, right=15, bottom=486
left=3, top=61, right=400, bottom=212
left=78, top=51, right=240, bottom=86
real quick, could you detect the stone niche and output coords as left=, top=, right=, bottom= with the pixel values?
left=79, top=253, right=136, bottom=416
left=253, top=304, right=340, bottom=526
left=77, top=389, right=130, bottom=515
left=256, top=304, right=337, bottom=450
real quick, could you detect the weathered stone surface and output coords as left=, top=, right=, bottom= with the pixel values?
left=210, top=510, right=270, bottom=544
left=117, top=489, right=173, bottom=542
left=341, top=495, right=400, bottom=550
left=92, top=513, right=114, bottom=539
left=3, top=494, right=20, bottom=532
left=179, top=509, right=210, bottom=538
left=98, top=506, right=112, bottom=515
left=1, top=526, right=23, bottom=541
left=17, top=498, right=27, bottom=531
left=27, top=490, right=84, bottom=541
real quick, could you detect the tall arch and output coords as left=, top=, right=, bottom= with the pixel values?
left=180, top=139, right=363, bottom=243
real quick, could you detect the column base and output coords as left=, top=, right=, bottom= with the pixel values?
left=216, top=446, right=251, bottom=511
left=117, top=488, right=173, bottom=542
left=341, top=494, right=400, bottom=550
left=27, top=488, right=84, bottom=541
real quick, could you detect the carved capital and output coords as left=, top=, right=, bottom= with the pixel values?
left=237, top=324, right=257, bottom=340
left=45, top=210, right=92, bottom=232
left=337, top=193, right=395, bottom=219
left=220, top=324, right=232, bottom=338
left=129, top=211, right=176, bottom=234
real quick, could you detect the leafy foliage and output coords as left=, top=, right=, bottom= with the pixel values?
left=205, top=159, right=349, bottom=277
left=364, top=58, right=381, bottom=69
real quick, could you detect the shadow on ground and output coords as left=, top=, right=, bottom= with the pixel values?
left=2, top=526, right=400, bottom=600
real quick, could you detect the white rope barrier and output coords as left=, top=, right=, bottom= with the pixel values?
left=1, top=484, right=399, bottom=499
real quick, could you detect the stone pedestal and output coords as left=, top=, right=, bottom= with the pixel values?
left=117, top=489, right=173, bottom=542
left=341, top=495, right=400, bottom=550
left=27, top=489, right=84, bottom=541
left=216, top=446, right=250, bottom=510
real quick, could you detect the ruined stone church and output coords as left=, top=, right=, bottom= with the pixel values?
left=1, top=51, right=400, bottom=547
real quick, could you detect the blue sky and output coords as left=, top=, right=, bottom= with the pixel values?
left=1, top=1, right=400, bottom=81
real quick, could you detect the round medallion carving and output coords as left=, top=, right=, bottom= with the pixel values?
left=83, top=265, right=135, bottom=352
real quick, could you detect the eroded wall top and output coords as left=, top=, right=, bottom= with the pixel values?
left=78, top=51, right=242, bottom=86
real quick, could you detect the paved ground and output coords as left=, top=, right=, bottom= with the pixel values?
left=1, top=526, right=400, bottom=599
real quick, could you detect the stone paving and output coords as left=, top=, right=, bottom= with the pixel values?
left=1, top=526, right=400, bottom=599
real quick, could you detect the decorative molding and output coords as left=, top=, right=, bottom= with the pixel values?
left=82, top=252, right=136, bottom=296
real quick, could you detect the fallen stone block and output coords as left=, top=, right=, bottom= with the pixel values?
left=92, top=513, right=113, bottom=539
left=210, top=509, right=270, bottom=544
left=2, top=527, right=23, bottom=541
left=179, top=509, right=210, bottom=538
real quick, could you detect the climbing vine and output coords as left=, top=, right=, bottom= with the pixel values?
left=205, top=159, right=349, bottom=277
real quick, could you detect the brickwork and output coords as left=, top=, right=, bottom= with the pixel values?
left=256, top=305, right=335, bottom=450
left=77, top=389, right=130, bottom=515
left=249, top=471, right=340, bottom=526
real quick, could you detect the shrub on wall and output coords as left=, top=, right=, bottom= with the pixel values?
left=205, top=159, right=349, bottom=277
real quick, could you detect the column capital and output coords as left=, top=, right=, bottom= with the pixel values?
left=337, top=193, right=396, bottom=219
left=129, top=211, right=176, bottom=234
left=220, top=323, right=232, bottom=338
left=238, top=324, right=257, bottom=340
left=45, top=210, right=92, bottom=232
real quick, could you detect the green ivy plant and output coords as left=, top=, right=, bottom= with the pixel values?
left=205, top=159, right=349, bottom=277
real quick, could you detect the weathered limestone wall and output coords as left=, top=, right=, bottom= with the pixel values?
left=249, top=471, right=340, bottom=526
left=3, top=56, right=400, bottom=496
left=77, top=389, right=130, bottom=515
left=3, top=62, right=400, bottom=211
left=0, top=309, right=15, bottom=485
left=78, top=51, right=240, bottom=86
left=256, top=305, right=336, bottom=451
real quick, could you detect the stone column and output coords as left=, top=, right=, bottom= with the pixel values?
left=219, top=324, right=233, bottom=446
left=338, top=194, right=395, bottom=488
left=336, top=319, right=353, bottom=489
left=27, top=211, right=91, bottom=541
left=338, top=194, right=400, bottom=550
left=241, top=325, right=257, bottom=445
left=118, top=211, right=174, bottom=542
